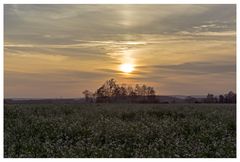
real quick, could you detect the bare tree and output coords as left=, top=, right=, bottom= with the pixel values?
left=95, top=79, right=120, bottom=102
left=95, top=78, right=157, bottom=103
left=225, top=91, right=236, bottom=103
left=146, top=86, right=155, bottom=96
left=82, top=90, right=94, bottom=103
left=219, top=95, right=224, bottom=103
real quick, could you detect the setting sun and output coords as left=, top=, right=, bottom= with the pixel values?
left=3, top=4, right=236, bottom=158
left=120, top=63, right=134, bottom=73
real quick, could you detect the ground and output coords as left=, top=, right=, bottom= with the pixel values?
left=4, top=103, right=236, bottom=158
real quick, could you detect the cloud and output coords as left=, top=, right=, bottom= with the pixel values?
left=139, top=61, right=236, bottom=75
left=5, top=4, right=236, bottom=44
left=96, top=68, right=148, bottom=76
left=4, top=4, right=236, bottom=97
left=5, top=69, right=111, bottom=82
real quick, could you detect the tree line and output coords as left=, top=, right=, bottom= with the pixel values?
left=83, top=79, right=236, bottom=104
left=184, top=91, right=236, bottom=103
left=82, top=78, right=157, bottom=103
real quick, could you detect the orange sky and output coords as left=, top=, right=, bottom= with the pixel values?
left=4, top=4, right=236, bottom=98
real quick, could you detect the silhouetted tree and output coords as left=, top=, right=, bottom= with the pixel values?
left=219, top=95, right=225, bottom=103
left=82, top=90, right=94, bottom=103
left=205, top=93, right=218, bottom=103
left=118, top=84, right=127, bottom=97
left=95, top=79, right=121, bottom=102
left=224, top=91, right=236, bottom=103
left=135, top=84, right=143, bottom=96
left=146, top=86, right=155, bottom=96
left=126, top=86, right=136, bottom=96
left=95, top=79, right=157, bottom=103
left=146, top=86, right=156, bottom=102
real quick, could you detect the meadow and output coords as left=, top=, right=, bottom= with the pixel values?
left=4, top=103, right=236, bottom=158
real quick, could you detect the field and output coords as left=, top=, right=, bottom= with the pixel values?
left=4, top=103, right=236, bottom=158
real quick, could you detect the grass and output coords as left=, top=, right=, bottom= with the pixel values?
left=4, top=103, right=236, bottom=158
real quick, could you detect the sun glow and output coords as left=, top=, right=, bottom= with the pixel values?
left=120, top=63, right=134, bottom=73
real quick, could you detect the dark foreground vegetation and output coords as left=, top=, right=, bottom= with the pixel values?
left=4, top=103, right=236, bottom=158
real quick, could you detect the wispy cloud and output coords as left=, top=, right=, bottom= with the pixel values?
left=147, top=61, right=236, bottom=75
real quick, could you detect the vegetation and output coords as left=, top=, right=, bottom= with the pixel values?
left=83, top=79, right=236, bottom=104
left=83, top=79, right=157, bottom=103
left=4, top=103, right=236, bottom=158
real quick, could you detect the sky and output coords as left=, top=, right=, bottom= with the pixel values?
left=4, top=4, right=236, bottom=98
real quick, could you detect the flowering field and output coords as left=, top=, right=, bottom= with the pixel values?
left=4, top=103, right=236, bottom=158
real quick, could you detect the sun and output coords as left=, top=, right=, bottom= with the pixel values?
left=120, top=63, right=134, bottom=73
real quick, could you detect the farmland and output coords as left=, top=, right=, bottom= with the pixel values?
left=4, top=103, right=236, bottom=158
